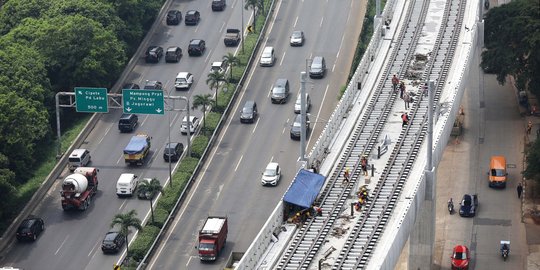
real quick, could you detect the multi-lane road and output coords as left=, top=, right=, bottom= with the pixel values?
left=0, top=0, right=364, bottom=270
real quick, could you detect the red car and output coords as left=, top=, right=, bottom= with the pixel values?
left=451, top=245, right=470, bottom=270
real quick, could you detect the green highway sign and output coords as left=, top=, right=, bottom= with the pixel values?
left=122, top=89, right=164, bottom=115
left=75, top=87, right=108, bottom=113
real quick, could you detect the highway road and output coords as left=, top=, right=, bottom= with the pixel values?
left=0, top=1, right=256, bottom=270
left=147, top=0, right=365, bottom=269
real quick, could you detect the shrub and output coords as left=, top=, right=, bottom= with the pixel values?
left=190, top=136, right=209, bottom=158
left=129, top=225, right=160, bottom=261
left=151, top=207, right=169, bottom=228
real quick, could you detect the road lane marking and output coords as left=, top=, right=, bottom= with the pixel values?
left=294, top=16, right=299, bottom=28
left=253, top=117, right=260, bottom=133
left=235, top=155, right=244, bottom=172
left=320, top=17, right=324, bottom=28
left=55, top=235, right=69, bottom=255
left=117, top=154, right=123, bottom=165
left=219, top=22, right=225, bottom=33
left=88, top=238, right=101, bottom=256
left=98, top=125, right=112, bottom=145
left=204, top=49, right=212, bottom=63
left=119, top=200, right=127, bottom=210
left=308, top=84, right=330, bottom=146
left=141, top=114, right=150, bottom=127
left=280, top=51, right=286, bottom=66
left=187, top=256, right=194, bottom=267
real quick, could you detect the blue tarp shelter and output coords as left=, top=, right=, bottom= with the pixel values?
left=283, top=169, right=325, bottom=209
left=124, top=136, right=148, bottom=154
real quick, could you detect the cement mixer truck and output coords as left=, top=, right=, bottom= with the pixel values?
left=60, top=167, right=99, bottom=211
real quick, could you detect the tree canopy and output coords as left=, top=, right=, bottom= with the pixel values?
left=481, top=0, right=540, bottom=96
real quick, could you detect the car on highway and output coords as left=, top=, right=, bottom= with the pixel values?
left=450, top=245, right=470, bottom=270
left=145, top=46, right=163, bottom=63
left=294, top=93, right=311, bottom=114
left=68, top=148, right=91, bottom=171
left=144, top=80, right=163, bottom=90
left=174, top=72, right=194, bottom=90
left=163, top=142, right=183, bottom=162
left=180, top=116, right=200, bottom=134
left=309, top=56, right=327, bottom=78
left=101, top=230, right=125, bottom=253
left=16, top=216, right=44, bottom=242
left=210, top=61, right=226, bottom=74
left=239, top=100, right=258, bottom=123
left=166, top=10, right=182, bottom=25
left=211, top=0, right=226, bottom=11
left=116, top=173, right=138, bottom=197
left=118, top=113, right=138, bottom=133
left=137, top=178, right=160, bottom=200
left=188, top=39, right=206, bottom=56
left=185, top=10, right=201, bottom=25
left=271, top=78, right=290, bottom=104
left=261, top=162, right=281, bottom=186
left=165, top=46, right=182, bottom=63
left=290, top=30, right=305, bottom=46
left=260, top=46, right=275, bottom=66
left=459, top=194, right=478, bottom=217
left=290, top=114, right=310, bottom=140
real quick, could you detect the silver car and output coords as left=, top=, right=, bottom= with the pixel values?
left=261, top=162, right=281, bottom=186
left=290, top=30, right=305, bottom=46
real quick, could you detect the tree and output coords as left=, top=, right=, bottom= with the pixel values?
left=136, top=178, right=163, bottom=224
left=110, top=210, right=143, bottom=256
left=244, top=0, right=263, bottom=32
left=524, top=139, right=540, bottom=182
left=222, top=52, right=240, bottom=82
left=192, top=94, right=213, bottom=134
left=206, top=71, right=226, bottom=108
left=481, top=0, right=540, bottom=96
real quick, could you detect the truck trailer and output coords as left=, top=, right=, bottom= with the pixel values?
left=60, top=167, right=99, bottom=211
left=198, top=216, right=228, bottom=261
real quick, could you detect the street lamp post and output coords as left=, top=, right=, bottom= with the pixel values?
left=300, top=71, right=307, bottom=161
left=241, top=0, right=245, bottom=54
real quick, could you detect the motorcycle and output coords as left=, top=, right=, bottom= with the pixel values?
left=447, top=198, right=454, bottom=214
left=484, top=0, right=490, bottom=9
left=501, top=240, right=510, bottom=261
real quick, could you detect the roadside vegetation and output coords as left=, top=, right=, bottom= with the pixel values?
left=0, top=0, right=165, bottom=233
left=481, top=0, right=540, bottom=181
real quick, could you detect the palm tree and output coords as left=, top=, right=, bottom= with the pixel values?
left=244, top=0, right=263, bottom=31
left=192, top=94, right=213, bottom=134
left=137, top=178, right=163, bottom=224
left=206, top=71, right=226, bottom=107
left=222, top=52, right=240, bottom=82
left=110, top=210, right=143, bottom=256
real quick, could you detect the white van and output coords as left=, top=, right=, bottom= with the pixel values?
left=116, top=173, right=138, bottom=197
left=68, top=149, right=91, bottom=171
left=260, top=46, right=275, bottom=66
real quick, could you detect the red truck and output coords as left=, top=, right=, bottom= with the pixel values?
left=197, top=216, right=228, bottom=261
left=60, top=167, right=98, bottom=211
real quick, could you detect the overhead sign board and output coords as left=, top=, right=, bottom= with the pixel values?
left=75, top=87, right=108, bottom=113
left=122, top=89, right=164, bottom=115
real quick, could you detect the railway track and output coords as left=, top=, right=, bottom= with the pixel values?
left=276, top=0, right=432, bottom=268
left=332, top=0, right=466, bottom=268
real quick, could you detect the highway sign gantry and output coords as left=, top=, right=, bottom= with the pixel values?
left=122, top=89, right=165, bottom=115
left=75, top=87, right=108, bottom=113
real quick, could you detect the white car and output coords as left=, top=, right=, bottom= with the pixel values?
left=261, top=162, right=281, bottom=186
left=259, top=46, right=275, bottom=67
left=294, top=92, right=311, bottom=114
left=210, top=61, right=226, bottom=74
left=180, top=116, right=200, bottom=134
left=116, top=173, right=138, bottom=197
left=174, top=72, right=194, bottom=90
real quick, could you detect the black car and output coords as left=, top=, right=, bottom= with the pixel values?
left=211, top=0, right=226, bottom=11
left=16, top=216, right=44, bottom=242
left=122, top=83, right=140, bottom=90
left=459, top=194, right=478, bottom=217
left=144, top=80, right=163, bottom=90
left=118, top=113, right=138, bottom=132
left=165, top=46, right=182, bottom=63
left=185, top=10, right=201, bottom=25
left=188, top=39, right=206, bottom=56
left=146, top=46, right=163, bottom=63
left=240, top=100, right=258, bottom=123
left=163, top=142, right=184, bottom=162
left=101, top=231, right=125, bottom=253
left=166, top=10, right=182, bottom=25
left=290, top=114, right=310, bottom=140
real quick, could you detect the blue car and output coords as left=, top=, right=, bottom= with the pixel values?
left=459, top=194, right=478, bottom=217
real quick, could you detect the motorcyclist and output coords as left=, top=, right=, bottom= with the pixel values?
left=447, top=198, right=454, bottom=213
left=501, top=243, right=510, bottom=256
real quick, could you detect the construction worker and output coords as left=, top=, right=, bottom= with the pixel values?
left=401, top=112, right=410, bottom=127
left=361, top=156, right=368, bottom=176
left=391, top=74, right=399, bottom=92
left=343, top=167, right=350, bottom=186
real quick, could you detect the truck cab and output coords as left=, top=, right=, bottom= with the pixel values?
left=198, top=216, right=228, bottom=261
